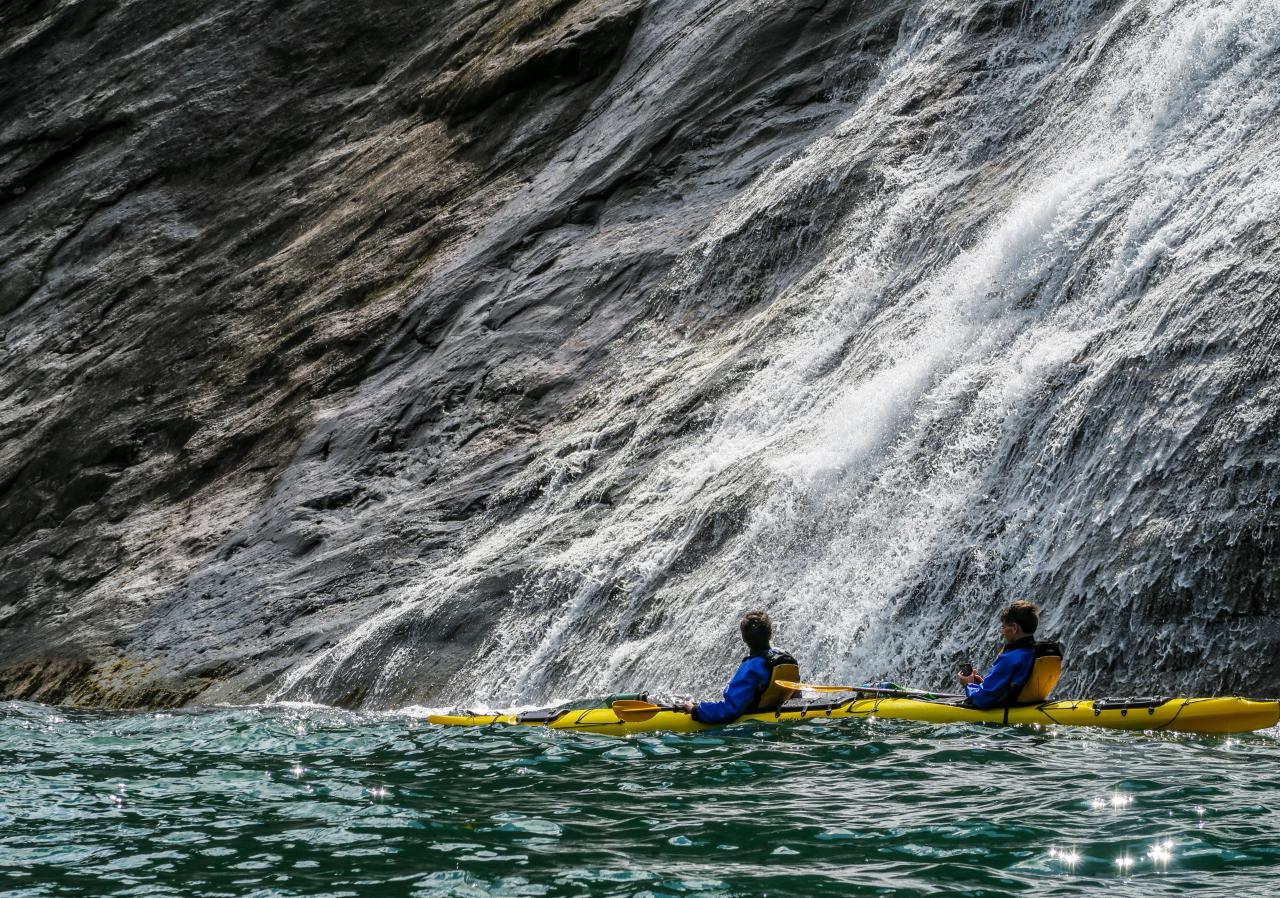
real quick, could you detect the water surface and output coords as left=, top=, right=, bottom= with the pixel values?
left=2, top=702, right=1277, bottom=896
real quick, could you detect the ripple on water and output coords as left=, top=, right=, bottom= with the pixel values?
left=489, top=813, right=563, bottom=837
left=2, top=705, right=1279, bottom=897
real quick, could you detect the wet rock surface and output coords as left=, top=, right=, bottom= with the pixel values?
left=0, top=0, right=903, bottom=705
left=2, top=0, right=1277, bottom=707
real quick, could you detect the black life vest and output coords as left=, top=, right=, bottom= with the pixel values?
left=746, top=648, right=800, bottom=713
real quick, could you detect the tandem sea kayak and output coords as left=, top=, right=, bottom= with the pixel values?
left=429, top=692, right=1280, bottom=736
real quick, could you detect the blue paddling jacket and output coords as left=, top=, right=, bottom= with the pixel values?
left=965, top=636, right=1036, bottom=709
left=693, top=647, right=795, bottom=724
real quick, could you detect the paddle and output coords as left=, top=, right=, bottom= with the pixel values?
left=610, top=699, right=678, bottom=722
left=776, top=680, right=965, bottom=700
left=609, top=682, right=964, bottom=723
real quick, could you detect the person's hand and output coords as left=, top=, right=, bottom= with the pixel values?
left=680, top=701, right=696, bottom=714
left=957, top=670, right=984, bottom=686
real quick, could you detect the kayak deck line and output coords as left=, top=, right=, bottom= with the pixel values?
left=428, top=694, right=1280, bottom=736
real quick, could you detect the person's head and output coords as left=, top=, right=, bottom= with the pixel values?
left=999, top=600, right=1039, bottom=643
left=739, top=610, right=772, bottom=652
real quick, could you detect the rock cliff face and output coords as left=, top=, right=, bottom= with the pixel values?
left=2, top=0, right=1277, bottom=708
left=0, top=0, right=652, bottom=703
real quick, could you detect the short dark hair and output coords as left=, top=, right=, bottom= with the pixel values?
left=1000, top=600, right=1039, bottom=634
left=740, top=610, right=772, bottom=651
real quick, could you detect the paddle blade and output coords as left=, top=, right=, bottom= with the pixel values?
left=611, top=700, right=667, bottom=722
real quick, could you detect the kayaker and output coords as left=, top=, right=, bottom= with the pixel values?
left=957, top=600, right=1041, bottom=709
left=679, top=610, right=799, bottom=724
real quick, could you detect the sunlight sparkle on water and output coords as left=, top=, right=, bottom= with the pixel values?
left=1147, top=839, right=1174, bottom=866
left=1092, top=791, right=1132, bottom=810
left=1115, top=854, right=1133, bottom=871
left=1048, top=846, right=1080, bottom=869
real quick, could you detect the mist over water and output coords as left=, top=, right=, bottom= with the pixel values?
left=267, top=0, right=1280, bottom=709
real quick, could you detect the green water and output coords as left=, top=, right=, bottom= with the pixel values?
left=2, top=702, right=1278, bottom=897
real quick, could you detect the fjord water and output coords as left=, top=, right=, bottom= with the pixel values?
left=4, top=703, right=1278, bottom=898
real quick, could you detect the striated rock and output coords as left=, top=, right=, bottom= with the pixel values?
left=3, top=0, right=1278, bottom=708
left=0, top=0, right=653, bottom=703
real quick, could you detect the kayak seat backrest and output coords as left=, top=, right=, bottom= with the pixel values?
left=1014, top=642, right=1063, bottom=703
left=756, top=663, right=801, bottom=711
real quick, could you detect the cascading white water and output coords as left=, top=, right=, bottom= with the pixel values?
left=275, top=0, right=1280, bottom=707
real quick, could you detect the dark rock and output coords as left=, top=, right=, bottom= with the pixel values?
left=3, top=0, right=1278, bottom=708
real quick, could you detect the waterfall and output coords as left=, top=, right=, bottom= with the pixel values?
left=192, top=0, right=1280, bottom=707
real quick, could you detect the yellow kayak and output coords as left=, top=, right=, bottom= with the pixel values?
left=429, top=693, right=1280, bottom=736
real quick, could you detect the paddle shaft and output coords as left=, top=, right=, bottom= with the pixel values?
left=776, top=680, right=965, bottom=700
left=611, top=683, right=964, bottom=723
